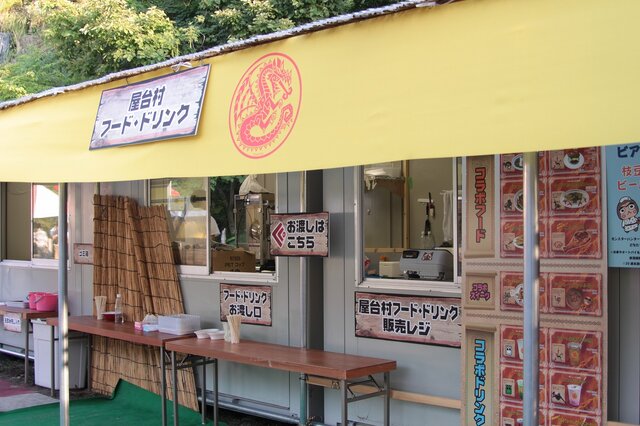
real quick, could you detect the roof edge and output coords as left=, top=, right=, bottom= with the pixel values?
left=0, top=0, right=447, bottom=111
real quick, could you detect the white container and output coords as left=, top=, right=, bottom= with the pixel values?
left=195, top=328, right=219, bottom=339
left=158, top=314, right=201, bottom=335
left=32, top=319, right=87, bottom=390
left=208, top=330, right=225, bottom=340
left=379, top=261, right=401, bottom=278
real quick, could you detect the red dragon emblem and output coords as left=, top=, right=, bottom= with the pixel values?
left=229, top=53, right=302, bottom=158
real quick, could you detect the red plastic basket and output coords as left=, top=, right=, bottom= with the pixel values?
left=28, top=292, right=45, bottom=310
left=35, top=293, right=57, bottom=312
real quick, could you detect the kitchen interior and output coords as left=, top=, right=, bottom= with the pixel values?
left=363, top=158, right=462, bottom=282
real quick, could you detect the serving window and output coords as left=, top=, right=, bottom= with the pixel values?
left=1, top=182, right=60, bottom=265
left=149, top=174, right=277, bottom=275
left=360, top=158, right=462, bottom=288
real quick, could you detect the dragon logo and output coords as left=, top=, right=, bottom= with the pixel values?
left=229, top=53, right=302, bottom=158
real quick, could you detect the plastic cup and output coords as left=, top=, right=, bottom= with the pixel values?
left=517, top=379, right=524, bottom=399
left=517, top=339, right=524, bottom=360
left=567, top=384, right=582, bottom=407
left=95, top=296, right=107, bottom=320
left=567, top=342, right=582, bottom=367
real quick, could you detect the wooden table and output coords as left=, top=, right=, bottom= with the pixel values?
left=47, top=316, right=193, bottom=426
left=166, top=338, right=397, bottom=426
left=0, top=306, right=57, bottom=384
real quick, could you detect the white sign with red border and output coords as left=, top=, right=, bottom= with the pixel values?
left=270, top=212, right=329, bottom=257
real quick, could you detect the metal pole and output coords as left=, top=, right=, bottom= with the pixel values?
left=299, top=171, right=308, bottom=425
left=58, top=183, right=69, bottom=426
left=523, top=153, right=540, bottom=426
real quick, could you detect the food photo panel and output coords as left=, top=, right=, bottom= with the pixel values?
left=549, top=175, right=601, bottom=217
left=548, top=273, right=602, bottom=316
left=501, top=152, right=547, bottom=178
left=500, top=325, right=547, bottom=367
left=549, top=370, right=601, bottom=414
left=500, top=403, right=546, bottom=426
left=500, top=272, right=548, bottom=313
left=548, top=218, right=601, bottom=259
left=549, top=329, right=601, bottom=373
left=548, top=410, right=600, bottom=426
left=501, top=219, right=548, bottom=259
left=500, top=365, right=547, bottom=406
left=501, top=179, right=547, bottom=218
left=548, top=148, right=600, bottom=176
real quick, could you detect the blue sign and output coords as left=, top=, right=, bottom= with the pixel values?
left=606, top=144, right=640, bottom=267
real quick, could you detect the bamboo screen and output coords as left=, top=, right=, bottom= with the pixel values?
left=92, top=195, right=198, bottom=410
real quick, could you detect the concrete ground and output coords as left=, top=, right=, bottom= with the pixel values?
left=0, top=352, right=290, bottom=425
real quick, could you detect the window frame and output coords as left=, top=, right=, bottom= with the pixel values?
left=356, top=159, right=462, bottom=296
left=147, top=175, right=279, bottom=281
left=0, top=182, right=61, bottom=268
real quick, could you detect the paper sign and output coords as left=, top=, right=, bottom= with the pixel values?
left=270, top=212, right=329, bottom=256
left=220, top=284, right=272, bottom=326
left=605, top=143, right=640, bottom=267
left=90, top=65, right=209, bottom=149
left=465, top=156, right=495, bottom=258
left=3, top=313, right=21, bottom=332
left=73, top=243, right=93, bottom=264
left=465, top=329, right=494, bottom=426
left=354, top=292, right=461, bottom=347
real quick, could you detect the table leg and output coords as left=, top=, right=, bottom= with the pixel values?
left=213, top=359, right=218, bottom=426
left=340, top=379, right=347, bottom=426
left=383, top=372, right=390, bottom=426
left=172, top=351, right=179, bottom=426
left=24, top=319, right=29, bottom=384
left=87, top=335, right=92, bottom=390
left=161, top=347, right=167, bottom=426
left=201, top=356, right=206, bottom=424
left=50, top=324, right=55, bottom=397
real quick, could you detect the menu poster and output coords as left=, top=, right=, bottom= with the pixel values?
left=548, top=218, right=601, bottom=259
left=549, top=175, right=601, bottom=217
left=605, top=143, right=640, bottom=267
left=500, top=365, right=547, bottom=405
left=548, top=410, right=601, bottom=426
left=548, top=274, right=602, bottom=317
left=549, top=371, right=601, bottom=414
left=549, top=148, right=600, bottom=175
left=465, top=155, right=495, bottom=258
left=500, top=404, right=546, bottom=426
left=500, top=272, right=547, bottom=313
left=500, top=326, right=547, bottom=367
left=549, top=329, right=601, bottom=372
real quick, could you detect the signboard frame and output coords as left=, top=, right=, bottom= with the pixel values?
left=270, top=212, right=329, bottom=257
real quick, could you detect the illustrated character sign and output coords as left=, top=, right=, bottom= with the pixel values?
left=617, top=196, right=640, bottom=232
left=229, top=53, right=302, bottom=158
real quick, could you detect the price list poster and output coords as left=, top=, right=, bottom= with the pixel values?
left=462, top=149, right=608, bottom=426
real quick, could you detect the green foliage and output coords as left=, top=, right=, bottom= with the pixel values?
left=0, top=44, right=77, bottom=102
left=0, top=0, right=403, bottom=102
left=38, top=0, right=198, bottom=77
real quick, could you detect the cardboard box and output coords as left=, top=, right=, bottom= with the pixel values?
left=211, top=249, right=256, bottom=272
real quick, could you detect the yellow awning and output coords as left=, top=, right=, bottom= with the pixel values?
left=1, top=0, right=639, bottom=182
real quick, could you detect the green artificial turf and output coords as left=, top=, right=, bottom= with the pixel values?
left=0, top=380, right=219, bottom=425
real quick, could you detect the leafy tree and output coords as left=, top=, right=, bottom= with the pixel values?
left=0, top=44, right=76, bottom=102
left=38, top=0, right=198, bottom=77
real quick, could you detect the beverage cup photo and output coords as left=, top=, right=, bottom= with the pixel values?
left=94, top=295, right=107, bottom=320
left=517, top=338, right=524, bottom=360
left=567, top=384, right=582, bottom=407
left=567, top=341, right=582, bottom=367
left=517, top=379, right=524, bottom=400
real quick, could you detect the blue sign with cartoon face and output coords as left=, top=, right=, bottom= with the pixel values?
left=606, top=144, right=640, bottom=267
